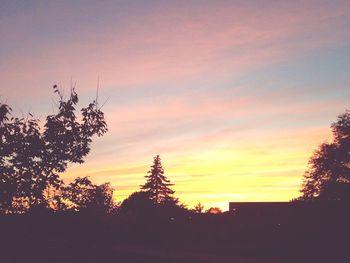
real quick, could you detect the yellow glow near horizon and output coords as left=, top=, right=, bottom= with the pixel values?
left=64, top=126, right=332, bottom=211
left=1, top=1, right=349, bottom=213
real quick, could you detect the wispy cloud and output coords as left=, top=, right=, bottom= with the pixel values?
left=1, top=0, right=350, bottom=210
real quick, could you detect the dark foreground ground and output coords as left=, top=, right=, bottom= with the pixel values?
left=0, top=205, right=349, bottom=263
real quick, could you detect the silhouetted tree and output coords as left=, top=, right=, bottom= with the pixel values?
left=141, top=155, right=178, bottom=205
left=300, top=110, right=350, bottom=200
left=61, top=177, right=96, bottom=211
left=119, top=191, right=154, bottom=216
left=193, top=202, right=204, bottom=213
left=91, top=182, right=118, bottom=214
left=58, top=177, right=117, bottom=213
left=0, top=104, right=16, bottom=211
left=0, top=85, right=107, bottom=213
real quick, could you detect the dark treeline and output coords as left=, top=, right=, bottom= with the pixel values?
left=1, top=88, right=350, bottom=262
left=1, top=198, right=349, bottom=262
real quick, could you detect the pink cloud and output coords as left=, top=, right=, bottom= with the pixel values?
left=1, top=0, right=349, bottom=101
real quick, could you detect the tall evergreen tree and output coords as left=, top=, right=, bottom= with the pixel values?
left=141, top=155, right=177, bottom=205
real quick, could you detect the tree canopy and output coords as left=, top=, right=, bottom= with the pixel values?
left=60, top=177, right=117, bottom=213
left=119, top=191, right=154, bottom=217
left=0, top=85, right=108, bottom=213
left=300, top=110, right=350, bottom=201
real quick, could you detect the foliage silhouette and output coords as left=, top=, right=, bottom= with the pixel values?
left=193, top=202, right=205, bottom=213
left=119, top=191, right=155, bottom=218
left=121, top=156, right=187, bottom=221
left=300, top=110, right=350, bottom=200
left=2, top=88, right=350, bottom=262
left=141, top=155, right=178, bottom=205
left=60, top=177, right=117, bottom=213
left=0, top=85, right=107, bottom=213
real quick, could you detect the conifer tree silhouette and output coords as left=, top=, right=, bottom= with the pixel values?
left=141, top=155, right=177, bottom=205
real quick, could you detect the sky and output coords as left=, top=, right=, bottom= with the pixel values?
left=1, top=0, right=350, bottom=210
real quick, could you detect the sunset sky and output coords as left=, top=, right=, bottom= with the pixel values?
left=1, top=0, right=350, bottom=210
